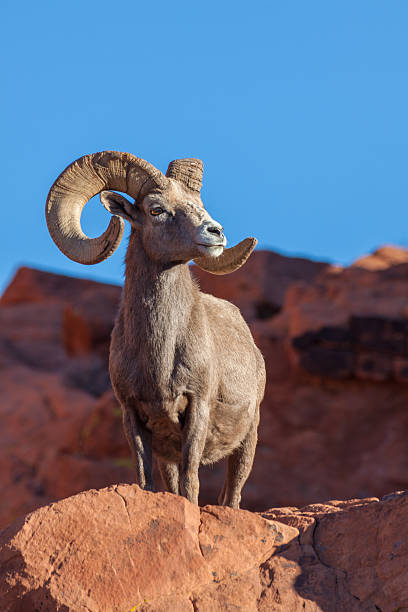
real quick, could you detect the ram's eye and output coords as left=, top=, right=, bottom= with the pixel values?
left=150, top=207, right=164, bottom=216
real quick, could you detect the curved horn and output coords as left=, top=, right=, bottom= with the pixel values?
left=166, top=158, right=203, bottom=193
left=194, top=237, right=257, bottom=275
left=46, top=151, right=166, bottom=265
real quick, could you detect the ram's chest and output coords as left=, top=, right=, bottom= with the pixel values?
left=111, top=353, right=188, bottom=460
left=111, top=329, right=190, bottom=389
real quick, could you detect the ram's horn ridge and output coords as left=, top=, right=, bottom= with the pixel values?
left=166, top=158, right=203, bottom=193
left=45, top=151, right=166, bottom=265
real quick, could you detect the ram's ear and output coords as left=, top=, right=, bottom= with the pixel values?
left=100, top=191, right=140, bottom=224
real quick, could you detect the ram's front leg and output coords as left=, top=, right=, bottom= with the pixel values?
left=180, top=398, right=209, bottom=505
left=122, top=406, right=154, bottom=491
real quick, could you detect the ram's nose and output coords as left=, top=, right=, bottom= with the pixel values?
left=205, top=223, right=224, bottom=238
left=197, top=220, right=227, bottom=248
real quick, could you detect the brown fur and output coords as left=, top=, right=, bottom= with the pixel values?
left=103, top=180, right=265, bottom=508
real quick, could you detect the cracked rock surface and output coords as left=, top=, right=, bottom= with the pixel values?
left=1, top=485, right=408, bottom=611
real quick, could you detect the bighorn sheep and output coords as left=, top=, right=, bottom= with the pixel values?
left=46, top=151, right=265, bottom=508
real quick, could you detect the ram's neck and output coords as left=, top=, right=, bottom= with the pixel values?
left=120, top=230, right=196, bottom=386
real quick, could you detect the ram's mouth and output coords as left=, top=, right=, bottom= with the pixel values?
left=195, top=243, right=225, bottom=258
left=196, top=243, right=225, bottom=248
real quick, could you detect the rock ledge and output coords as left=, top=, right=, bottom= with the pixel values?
left=1, top=485, right=408, bottom=611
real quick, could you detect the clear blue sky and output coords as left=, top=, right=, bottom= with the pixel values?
left=2, top=1, right=408, bottom=291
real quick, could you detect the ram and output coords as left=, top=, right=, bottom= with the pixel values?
left=46, top=151, right=265, bottom=508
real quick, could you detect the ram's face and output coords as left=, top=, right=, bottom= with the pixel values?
left=139, top=180, right=226, bottom=263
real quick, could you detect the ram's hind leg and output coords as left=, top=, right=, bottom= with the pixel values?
left=158, top=460, right=179, bottom=495
left=122, top=406, right=154, bottom=491
left=221, top=408, right=259, bottom=509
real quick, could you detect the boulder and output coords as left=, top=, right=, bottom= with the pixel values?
left=1, top=485, right=408, bottom=611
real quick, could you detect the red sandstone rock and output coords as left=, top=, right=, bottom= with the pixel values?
left=1, top=486, right=408, bottom=611
left=0, top=486, right=298, bottom=611
left=1, top=266, right=121, bottom=307
left=1, top=266, right=121, bottom=361
left=191, top=249, right=329, bottom=321
left=0, top=367, right=133, bottom=529
left=352, top=244, right=408, bottom=270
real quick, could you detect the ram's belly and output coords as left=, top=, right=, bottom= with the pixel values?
left=145, top=399, right=256, bottom=465
left=146, top=417, right=182, bottom=463
left=201, top=400, right=256, bottom=465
